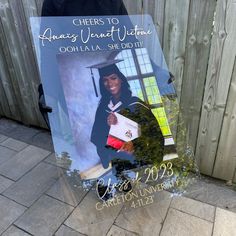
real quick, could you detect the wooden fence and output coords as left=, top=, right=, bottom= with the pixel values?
left=0, top=0, right=236, bottom=182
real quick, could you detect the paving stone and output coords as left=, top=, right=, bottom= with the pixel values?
left=171, top=196, right=215, bottom=222
left=44, top=153, right=69, bottom=169
left=1, top=225, right=31, bottom=236
left=0, top=145, right=50, bottom=180
left=7, top=125, right=40, bottom=144
left=107, top=225, right=138, bottom=236
left=184, top=177, right=236, bottom=213
left=115, top=191, right=171, bottom=236
left=3, top=162, right=62, bottom=207
left=30, top=131, right=54, bottom=152
left=213, top=207, right=236, bottom=236
left=0, top=175, right=14, bottom=193
left=55, top=225, right=84, bottom=236
left=1, top=138, right=28, bottom=151
left=47, top=175, right=88, bottom=206
left=15, top=195, right=74, bottom=236
left=160, top=208, right=213, bottom=236
left=0, top=134, right=8, bottom=143
left=0, top=195, right=26, bottom=235
left=0, top=146, right=17, bottom=166
left=0, top=118, right=19, bottom=135
left=65, top=190, right=123, bottom=236
left=44, top=153, right=57, bottom=165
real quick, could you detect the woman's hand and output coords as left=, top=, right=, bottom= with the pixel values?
left=120, top=141, right=134, bottom=154
left=107, top=112, right=118, bottom=126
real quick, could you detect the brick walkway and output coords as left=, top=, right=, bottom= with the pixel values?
left=0, top=118, right=236, bottom=236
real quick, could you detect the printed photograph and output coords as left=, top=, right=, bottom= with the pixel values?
left=57, top=49, right=178, bottom=179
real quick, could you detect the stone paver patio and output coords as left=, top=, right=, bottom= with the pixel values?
left=0, top=118, right=236, bottom=236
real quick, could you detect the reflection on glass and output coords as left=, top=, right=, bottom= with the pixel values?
left=136, top=48, right=153, bottom=74
left=116, top=49, right=172, bottom=137
left=152, top=108, right=172, bottom=136
left=128, top=79, right=144, bottom=101
left=143, top=77, right=161, bottom=104
left=116, top=49, right=137, bottom=76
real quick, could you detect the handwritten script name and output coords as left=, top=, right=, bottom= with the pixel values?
left=38, top=25, right=152, bottom=46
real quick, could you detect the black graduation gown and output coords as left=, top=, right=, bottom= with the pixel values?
left=91, top=97, right=164, bottom=168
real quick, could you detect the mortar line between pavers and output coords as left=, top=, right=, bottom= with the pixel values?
left=171, top=196, right=216, bottom=220
left=5, top=157, right=62, bottom=185
left=43, top=161, right=69, bottom=171
left=105, top=199, right=125, bottom=236
left=0, top=203, right=28, bottom=235
left=0, top=135, right=8, bottom=143
left=0, top=193, right=29, bottom=208
left=182, top=195, right=225, bottom=209
left=8, top=132, right=43, bottom=147
left=44, top=192, right=77, bottom=208
left=169, top=207, right=215, bottom=223
left=28, top=131, right=54, bottom=152
left=59, top=224, right=88, bottom=236
left=42, top=151, right=54, bottom=159
left=12, top=194, right=76, bottom=236
left=0, top=140, right=29, bottom=152
left=113, top=223, right=140, bottom=236
left=9, top=127, right=42, bottom=143
left=0, top=224, right=32, bottom=236
left=56, top=188, right=91, bottom=235
left=34, top=194, right=78, bottom=236
left=0, top=144, right=28, bottom=153
left=1, top=167, right=62, bottom=209
left=184, top=194, right=236, bottom=215
left=30, top=129, right=49, bottom=140
left=0, top=173, right=16, bottom=182
left=42, top=157, right=70, bottom=171
left=5, top=197, right=32, bottom=234
left=12, top=224, right=34, bottom=236
left=159, top=196, right=173, bottom=236
left=211, top=207, right=217, bottom=236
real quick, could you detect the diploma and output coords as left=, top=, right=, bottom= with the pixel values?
left=109, top=112, right=141, bottom=142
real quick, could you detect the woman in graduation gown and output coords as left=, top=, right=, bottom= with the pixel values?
left=91, top=62, right=164, bottom=170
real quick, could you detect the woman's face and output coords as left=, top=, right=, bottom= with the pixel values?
left=103, top=73, right=122, bottom=97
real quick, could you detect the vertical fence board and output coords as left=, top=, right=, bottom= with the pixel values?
left=143, top=0, right=165, bottom=44
left=195, top=0, right=227, bottom=175
left=35, top=0, right=44, bottom=16
left=196, top=0, right=236, bottom=176
left=0, top=40, right=14, bottom=119
left=123, top=0, right=143, bottom=15
left=21, top=0, right=46, bottom=127
left=212, top=58, right=236, bottom=180
left=0, top=0, right=45, bottom=126
left=0, top=19, right=14, bottom=119
left=153, top=0, right=165, bottom=47
left=180, top=0, right=216, bottom=150
left=0, top=3, right=25, bottom=121
left=9, top=0, right=43, bottom=125
left=163, top=0, right=190, bottom=99
left=142, top=0, right=166, bottom=64
left=0, top=0, right=35, bottom=124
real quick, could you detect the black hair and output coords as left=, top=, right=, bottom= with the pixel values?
left=99, top=70, right=132, bottom=106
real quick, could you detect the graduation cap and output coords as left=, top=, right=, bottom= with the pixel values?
left=87, top=59, right=123, bottom=97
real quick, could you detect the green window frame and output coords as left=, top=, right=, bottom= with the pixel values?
left=115, top=49, right=172, bottom=137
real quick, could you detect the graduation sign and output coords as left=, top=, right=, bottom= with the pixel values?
left=30, top=15, right=198, bottom=204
